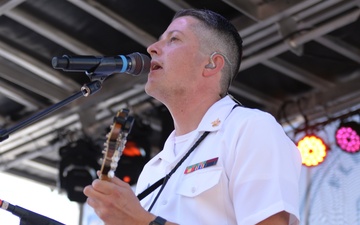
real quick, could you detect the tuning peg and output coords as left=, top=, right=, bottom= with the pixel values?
left=110, top=162, right=117, bottom=170
left=108, top=171, right=114, bottom=178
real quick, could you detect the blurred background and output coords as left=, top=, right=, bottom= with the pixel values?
left=0, top=0, right=359, bottom=224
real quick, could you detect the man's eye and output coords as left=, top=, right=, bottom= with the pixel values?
left=170, top=37, right=178, bottom=42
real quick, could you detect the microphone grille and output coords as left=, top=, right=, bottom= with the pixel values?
left=127, top=52, right=150, bottom=76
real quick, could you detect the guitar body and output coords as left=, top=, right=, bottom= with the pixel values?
left=99, top=109, right=134, bottom=181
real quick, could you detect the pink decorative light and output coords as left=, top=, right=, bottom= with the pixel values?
left=335, top=121, right=360, bottom=153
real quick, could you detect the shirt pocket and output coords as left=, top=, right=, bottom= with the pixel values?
left=177, top=168, right=223, bottom=197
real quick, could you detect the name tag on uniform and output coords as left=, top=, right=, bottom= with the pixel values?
left=184, top=157, right=218, bottom=174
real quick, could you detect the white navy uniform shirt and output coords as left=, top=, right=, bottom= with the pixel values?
left=136, top=95, right=302, bottom=225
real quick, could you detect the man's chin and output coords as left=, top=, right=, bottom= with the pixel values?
left=144, top=84, right=155, bottom=97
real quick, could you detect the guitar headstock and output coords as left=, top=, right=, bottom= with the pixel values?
left=99, top=109, right=134, bottom=181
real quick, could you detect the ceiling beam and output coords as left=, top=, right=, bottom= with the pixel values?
left=262, top=58, right=336, bottom=90
left=0, top=0, right=25, bottom=14
left=230, top=81, right=282, bottom=109
left=67, top=0, right=156, bottom=47
left=0, top=41, right=79, bottom=96
left=223, top=0, right=311, bottom=21
left=241, top=8, right=360, bottom=71
left=0, top=139, right=66, bottom=171
left=315, top=36, right=360, bottom=64
left=0, top=79, right=44, bottom=111
left=241, top=0, right=357, bottom=57
left=157, top=0, right=191, bottom=11
left=5, top=7, right=101, bottom=55
left=0, top=51, right=74, bottom=103
left=0, top=113, right=80, bottom=155
left=280, top=75, right=360, bottom=123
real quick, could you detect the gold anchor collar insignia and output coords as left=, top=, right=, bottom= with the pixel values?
left=211, top=118, right=221, bottom=127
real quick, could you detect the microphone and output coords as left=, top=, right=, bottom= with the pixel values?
left=52, top=52, right=150, bottom=77
left=0, top=199, right=65, bottom=225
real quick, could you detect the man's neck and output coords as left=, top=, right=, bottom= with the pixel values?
left=167, top=95, right=221, bottom=136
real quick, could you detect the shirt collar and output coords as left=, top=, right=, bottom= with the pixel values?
left=196, top=95, right=237, bottom=132
left=155, top=95, right=237, bottom=162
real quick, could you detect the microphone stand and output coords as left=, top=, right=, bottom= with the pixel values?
left=1, top=199, right=65, bottom=225
left=0, top=80, right=102, bottom=142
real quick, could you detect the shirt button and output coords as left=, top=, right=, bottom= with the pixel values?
left=191, top=187, right=196, bottom=193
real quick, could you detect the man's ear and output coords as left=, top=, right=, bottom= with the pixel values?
left=203, top=53, right=225, bottom=77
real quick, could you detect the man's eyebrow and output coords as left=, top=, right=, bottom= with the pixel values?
left=158, top=30, right=183, bottom=41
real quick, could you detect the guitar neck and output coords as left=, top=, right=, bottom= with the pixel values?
left=99, top=109, right=134, bottom=181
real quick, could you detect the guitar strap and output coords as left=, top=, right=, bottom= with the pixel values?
left=137, top=131, right=210, bottom=209
left=137, top=103, right=240, bottom=211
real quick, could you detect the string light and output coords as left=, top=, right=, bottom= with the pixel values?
left=297, top=135, right=327, bottom=167
left=335, top=121, right=360, bottom=153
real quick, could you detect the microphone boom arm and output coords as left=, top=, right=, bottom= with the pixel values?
left=0, top=80, right=102, bottom=142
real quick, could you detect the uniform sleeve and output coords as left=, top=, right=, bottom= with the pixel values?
left=224, top=112, right=302, bottom=225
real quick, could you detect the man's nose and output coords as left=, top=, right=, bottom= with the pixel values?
left=147, top=41, right=161, bottom=56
